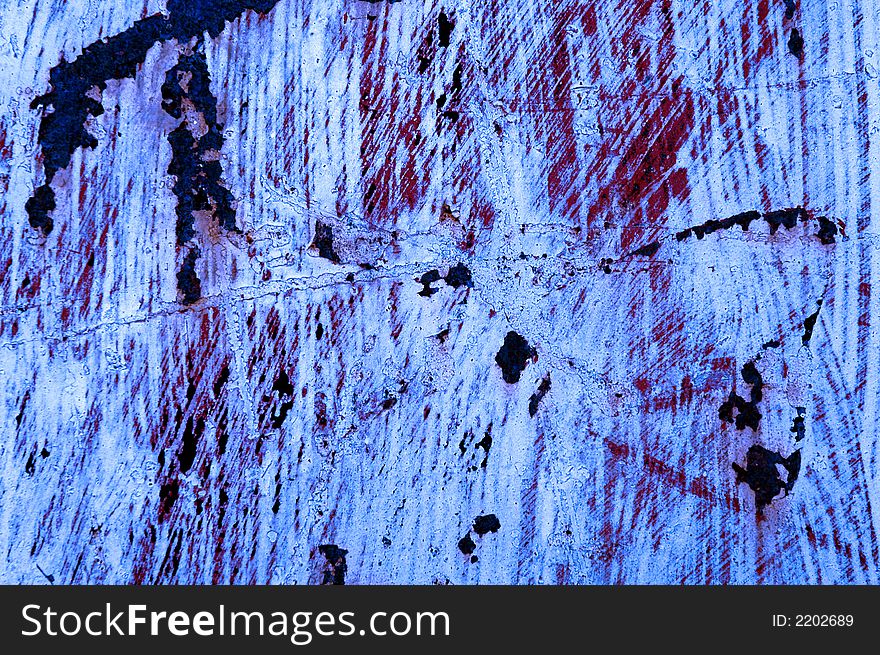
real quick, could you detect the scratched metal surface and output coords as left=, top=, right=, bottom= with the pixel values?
left=0, top=0, right=878, bottom=584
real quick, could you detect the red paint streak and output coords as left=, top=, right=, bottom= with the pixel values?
left=359, top=10, right=436, bottom=228
left=604, top=437, right=742, bottom=512
left=641, top=372, right=730, bottom=414
left=543, top=14, right=581, bottom=224
left=618, top=92, right=695, bottom=252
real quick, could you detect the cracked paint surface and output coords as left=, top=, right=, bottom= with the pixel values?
left=0, top=0, right=878, bottom=584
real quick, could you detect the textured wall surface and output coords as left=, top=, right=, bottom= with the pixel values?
left=1, top=0, right=878, bottom=584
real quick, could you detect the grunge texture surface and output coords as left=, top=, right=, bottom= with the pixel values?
left=0, top=0, right=878, bottom=584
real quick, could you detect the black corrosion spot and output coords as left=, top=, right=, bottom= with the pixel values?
left=801, top=299, right=823, bottom=346
left=269, top=370, right=295, bottom=429
left=783, top=0, right=796, bottom=20
left=178, top=414, right=205, bottom=474
left=272, top=471, right=282, bottom=514
left=158, top=479, right=180, bottom=523
left=674, top=207, right=836, bottom=244
left=417, top=25, right=434, bottom=73
left=473, top=513, right=501, bottom=536
left=177, top=247, right=202, bottom=305
left=439, top=110, right=459, bottom=126
left=459, top=429, right=472, bottom=456
left=438, top=11, right=454, bottom=48
left=528, top=375, right=552, bottom=417
left=418, top=264, right=472, bottom=297
left=457, top=533, right=476, bottom=555
left=816, top=216, right=838, bottom=245
left=761, top=339, right=781, bottom=350
left=417, top=269, right=442, bottom=297
left=733, top=445, right=801, bottom=515
left=450, top=62, right=463, bottom=96
left=318, top=544, right=348, bottom=585
left=381, top=392, right=397, bottom=410
left=435, top=62, right=463, bottom=132
left=764, top=207, right=806, bottom=233
left=475, top=425, right=492, bottom=469
left=213, top=362, right=231, bottom=397
left=444, top=262, right=472, bottom=288
left=24, top=185, right=56, bottom=235
left=791, top=407, right=806, bottom=442
left=26, top=1, right=281, bottom=235
left=608, top=206, right=834, bottom=269
left=627, top=241, right=661, bottom=258
left=312, top=220, right=340, bottom=263
left=459, top=512, right=500, bottom=560
left=675, top=210, right=761, bottom=241
left=718, top=360, right=763, bottom=431
left=26, top=15, right=167, bottom=234
left=788, top=28, right=804, bottom=58
left=163, top=49, right=239, bottom=245
left=495, top=331, right=536, bottom=384
left=14, top=392, right=28, bottom=430
left=165, top=1, right=282, bottom=39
